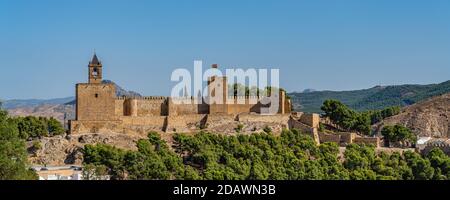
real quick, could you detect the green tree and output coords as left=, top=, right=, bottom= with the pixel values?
left=0, top=109, right=37, bottom=180
left=83, top=144, right=127, bottom=180
left=16, top=116, right=48, bottom=139
left=82, top=164, right=109, bottom=180
left=381, top=125, right=416, bottom=147
left=321, top=100, right=370, bottom=135
left=47, top=117, right=65, bottom=136
left=404, top=151, right=434, bottom=180
left=426, top=148, right=450, bottom=180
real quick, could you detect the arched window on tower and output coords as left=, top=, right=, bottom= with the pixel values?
left=92, top=67, right=98, bottom=77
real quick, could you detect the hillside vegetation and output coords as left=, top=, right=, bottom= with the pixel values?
left=290, top=80, right=450, bottom=113
left=83, top=131, right=450, bottom=180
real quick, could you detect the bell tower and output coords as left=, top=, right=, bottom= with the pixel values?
left=75, top=53, right=116, bottom=122
left=88, top=53, right=102, bottom=84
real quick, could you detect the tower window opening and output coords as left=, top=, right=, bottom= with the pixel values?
left=95, top=94, right=99, bottom=98
left=92, top=68, right=98, bottom=77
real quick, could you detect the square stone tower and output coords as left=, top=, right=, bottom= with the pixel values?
left=75, top=54, right=116, bottom=121
left=207, top=64, right=228, bottom=114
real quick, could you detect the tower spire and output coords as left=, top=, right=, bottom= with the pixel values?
left=91, top=53, right=100, bottom=65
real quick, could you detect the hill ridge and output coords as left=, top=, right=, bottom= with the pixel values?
left=290, top=80, right=450, bottom=113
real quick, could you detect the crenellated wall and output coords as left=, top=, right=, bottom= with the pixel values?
left=121, top=97, right=168, bottom=117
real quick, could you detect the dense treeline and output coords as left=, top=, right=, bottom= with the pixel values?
left=83, top=130, right=450, bottom=180
left=12, top=116, right=64, bottom=140
left=229, top=83, right=290, bottom=99
left=321, top=99, right=400, bottom=135
left=0, top=107, right=37, bottom=180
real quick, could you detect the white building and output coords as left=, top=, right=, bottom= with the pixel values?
left=32, top=166, right=83, bottom=181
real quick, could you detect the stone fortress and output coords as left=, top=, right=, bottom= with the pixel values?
left=69, top=54, right=378, bottom=147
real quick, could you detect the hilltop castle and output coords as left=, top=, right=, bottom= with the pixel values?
left=68, top=54, right=380, bottom=147
left=69, top=54, right=296, bottom=135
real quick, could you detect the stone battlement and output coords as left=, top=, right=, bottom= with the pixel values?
left=116, top=96, right=168, bottom=100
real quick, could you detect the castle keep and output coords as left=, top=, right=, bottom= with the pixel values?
left=69, top=54, right=294, bottom=135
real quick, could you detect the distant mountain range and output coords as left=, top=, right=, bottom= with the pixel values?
left=289, top=80, right=450, bottom=113
left=1, top=80, right=141, bottom=110
left=2, top=80, right=449, bottom=116
left=1, top=97, right=74, bottom=110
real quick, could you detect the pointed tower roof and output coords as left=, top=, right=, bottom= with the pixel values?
left=90, top=53, right=101, bottom=65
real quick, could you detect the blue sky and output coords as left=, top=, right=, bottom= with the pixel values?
left=0, top=0, right=449, bottom=99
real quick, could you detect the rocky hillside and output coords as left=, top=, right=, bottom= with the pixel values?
left=27, top=133, right=146, bottom=166
left=375, top=93, right=449, bottom=138
left=7, top=104, right=74, bottom=123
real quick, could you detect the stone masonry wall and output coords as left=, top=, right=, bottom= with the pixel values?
left=299, top=113, right=320, bottom=129
left=115, top=99, right=125, bottom=116
left=76, top=83, right=116, bottom=121
left=133, top=98, right=168, bottom=116
left=239, top=113, right=290, bottom=126
left=318, top=132, right=341, bottom=144
left=353, top=137, right=380, bottom=147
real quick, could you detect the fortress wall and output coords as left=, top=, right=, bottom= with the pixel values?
left=120, top=116, right=167, bottom=134
left=299, top=113, right=320, bottom=128
left=318, top=132, right=341, bottom=144
left=115, top=99, right=125, bottom=116
left=136, top=99, right=168, bottom=116
left=288, top=118, right=320, bottom=144
left=337, top=132, right=356, bottom=144
left=168, top=98, right=209, bottom=115
left=175, top=104, right=199, bottom=115
left=289, top=118, right=314, bottom=132
left=69, top=120, right=122, bottom=135
left=121, top=98, right=168, bottom=117
left=166, top=114, right=207, bottom=133
left=353, top=137, right=380, bottom=147
left=176, top=114, right=206, bottom=125
left=239, top=113, right=290, bottom=125
left=227, top=104, right=254, bottom=114
left=225, top=97, right=266, bottom=114
left=120, top=116, right=166, bottom=126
